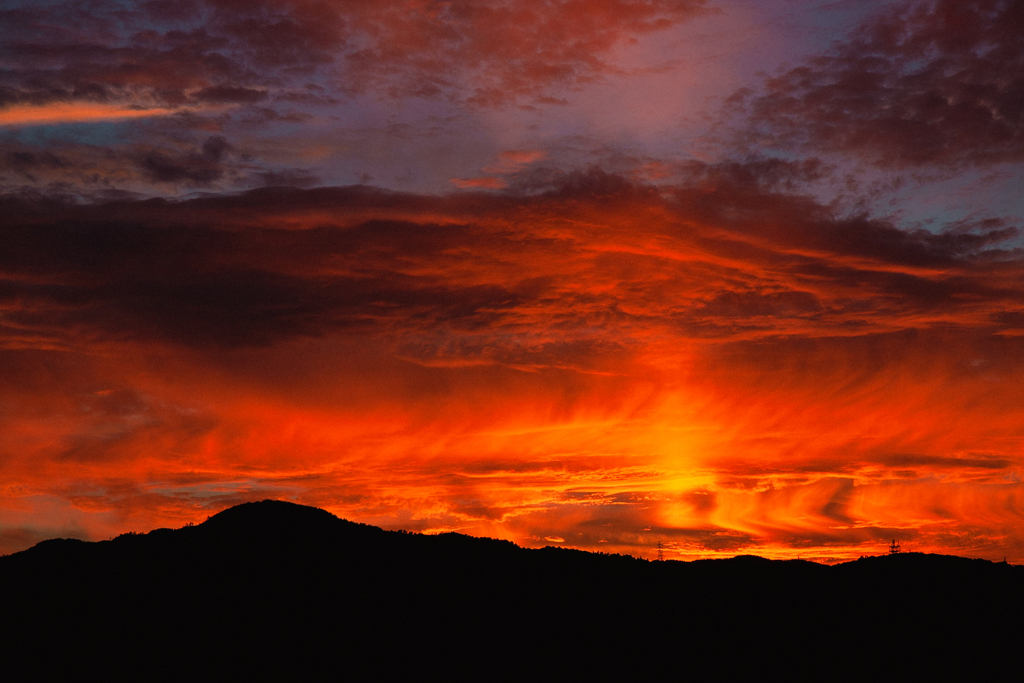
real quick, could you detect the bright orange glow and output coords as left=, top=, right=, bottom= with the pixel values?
left=0, top=103, right=179, bottom=126
left=2, top=183, right=1022, bottom=563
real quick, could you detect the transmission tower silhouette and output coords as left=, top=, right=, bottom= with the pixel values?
left=889, top=539, right=901, bottom=555
left=656, top=541, right=664, bottom=562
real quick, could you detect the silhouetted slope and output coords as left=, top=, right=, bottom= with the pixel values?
left=1, top=501, right=1021, bottom=678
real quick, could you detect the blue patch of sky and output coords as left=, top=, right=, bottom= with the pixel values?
left=1, top=119, right=133, bottom=147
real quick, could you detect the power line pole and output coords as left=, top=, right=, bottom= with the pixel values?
left=657, top=541, right=664, bottom=562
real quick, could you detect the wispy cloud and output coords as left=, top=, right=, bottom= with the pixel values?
left=2, top=170, right=1023, bottom=559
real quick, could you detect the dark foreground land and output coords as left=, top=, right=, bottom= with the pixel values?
left=1, top=500, right=1021, bottom=678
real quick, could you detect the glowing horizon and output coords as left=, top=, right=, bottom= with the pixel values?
left=1, top=0, right=1023, bottom=563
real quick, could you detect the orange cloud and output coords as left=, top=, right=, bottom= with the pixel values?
left=0, top=103, right=178, bottom=127
left=1, top=173, right=1022, bottom=562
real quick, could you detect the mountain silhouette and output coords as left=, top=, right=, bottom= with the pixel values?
left=2, top=500, right=1020, bottom=678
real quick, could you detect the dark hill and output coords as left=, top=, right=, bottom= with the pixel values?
left=1, top=500, right=1020, bottom=679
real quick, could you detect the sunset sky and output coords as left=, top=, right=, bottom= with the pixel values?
left=2, top=0, right=1023, bottom=563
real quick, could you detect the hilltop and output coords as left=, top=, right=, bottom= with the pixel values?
left=2, top=500, right=1020, bottom=678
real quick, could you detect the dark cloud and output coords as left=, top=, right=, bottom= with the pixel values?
left=0, top=138, right=221, bottom=196
left=253, top=168, right=320, bottom=187
left=239, top=107, right=313, bottom=125
left=0, top=191, right=532, bottom=348
left=5, top=150, right=70, bottom=181
left=879, top=453, right=1012, bottom=470
left=743, top=0, right=1024, bottom=167
left=679, top=156, right=830, bottom=193
left=137, top=135, right=232, bottom=184
left=0, top=0, right=335, bottom=109
left=0, top=0, right=711, bottom=112
left=0, top=172, right=1020, bottom=359
left=193, top=86, right=268, bottom=103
